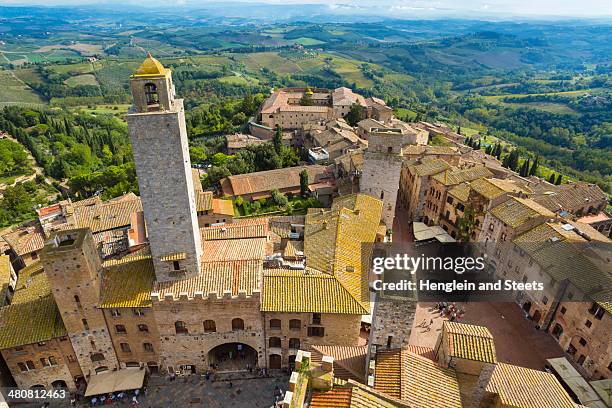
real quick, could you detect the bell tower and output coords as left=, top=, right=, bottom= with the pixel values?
left=127, top=53, right=202, bottom=282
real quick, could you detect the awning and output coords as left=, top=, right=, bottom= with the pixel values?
left=84, top=368, right=146, bottom=397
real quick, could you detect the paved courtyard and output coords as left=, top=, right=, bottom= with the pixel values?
left=409, top=301, right=565, bottom=370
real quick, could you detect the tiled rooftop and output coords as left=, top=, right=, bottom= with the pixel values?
left=201, top=218, right=268, bottom=241
left=100, top=258, right=155, bottom=308
left=443, top=321, right=497, bottom=364
left=432, top=166, right=493, bottom=186
left=72, top=196, right=142, bottom=233
left=0, top=262, right=66, bottom=349
left=490, top=197, right=555, bottom=228
left=486, top=362, right=577, bottom=408
left=2, top=223, right=45, bottom=256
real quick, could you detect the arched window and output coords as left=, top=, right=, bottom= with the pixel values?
left=144, top=83, right=159, bottom=105
left=115, top=324, right=127, bottom=334
left=138, top=324, right=149, bottom=333
left=289, top=338, right=300, bottom=349
left=175, top=321, right=188, bottom=335
left=269, top=337, right=281, bottom=348
left=143, top=343, right=154, bottom=352
left=120, top=343, right=131, bottom=353
left=552, top=323, right=564, bottom=340
left=91, top=353, right=105, bottom=362
left=270, top=319, right=281, bottom=330
left=232, top=318, right=244, bottom=331
left=289, top=319, right=301, bottom=330
left=203, top=320, right=216, bottom=333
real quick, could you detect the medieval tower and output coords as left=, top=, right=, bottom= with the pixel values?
left=126, top=54, right=202, bottom=282
left=42, top=229, right=119, bottom=376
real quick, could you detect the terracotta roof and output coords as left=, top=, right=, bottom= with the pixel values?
left=201, top=238, right=266, bottom=262
left=373, top=349, right=402, bottom=398
left=310, top=387, right=353, bottom=408
left=310, top=345, right=367, bottom=382
left=404, top=345, right=435, bottom=361
left=448, top=182, right=471, bottom=202
left=196, top=191, right=212, bottom=211
left=283, top=240, right=304, bottom=259
left=576, top=212, right=611, bottom=224
left=409, top=158, right=451, bottom=177
left=2, top=223, right=45, bottom=257
left=221, top=165, right=332, bottom=197
left=443, top=321, right=497, bottom=364
left=0, top=262, right=66, bottom=349
left=212, top=199, right=234, bottom=216
left=490, top=197, right=555, bottom=228
left=486, top=363, right=577, bottom=408
left=261, top=268, right=366, bottom=314
left=72, top=197, right=142, bottom=233
left=153, top=260, right=262, bottom=298
left=374, top=348, right=462, bottom=407
left=99, top=258, right=155, bottom=308
left=533, top=183, right=607, bottom=213
left=262, top=195, right=382, bottom=314
left=513, top=223, right=612, bottom=300
left=432, top=166, right=493, bottom=186
left=201, top=218, right=268, bottom=241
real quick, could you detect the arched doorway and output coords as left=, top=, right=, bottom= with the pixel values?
left=208, top=343, right=257, bottom=372
left=51, top=380, right=68, bottom=390
left=147, top=362, right=159, bottom=374
left=269, top=354, right=281, bottom=369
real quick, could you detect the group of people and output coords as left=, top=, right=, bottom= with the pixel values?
left=89, top=388, right=143, bottom=407
left=436, top=302, right=466, bottom=322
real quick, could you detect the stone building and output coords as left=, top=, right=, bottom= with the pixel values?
left=421, top=165, right=493, bottom=226
left=532, top=182, right=607, bottom=217
left=42, top=229, right=119, bottom=378
left=127, top=54, right=202, bottom=282
left=1, top=222, right=45, bottom=271
left=439, top=178, right=531, bottom=240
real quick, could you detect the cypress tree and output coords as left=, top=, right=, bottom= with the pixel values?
left=555, top=174, right=563, bottom=185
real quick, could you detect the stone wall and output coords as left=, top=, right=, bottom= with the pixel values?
left=262, top=312, right=362, bottom=368
left=103, top=308, right=161, bottom=369
left=151, top=293, right=264, bottom=373
left=1, top=338, right=81, bottom=392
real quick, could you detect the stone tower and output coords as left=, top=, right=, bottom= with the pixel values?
left=361, top=129, right=408, bottom=228
left=42, top=229, right=119, bottom=376
left=126, top=53, right=202, bottom=282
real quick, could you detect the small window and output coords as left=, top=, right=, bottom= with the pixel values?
left=120, top=343, right=131, bottom=353
left=26, top=360, right=35, bottom=370
left=542, top=296, right=548, bottom=305
left=143, top=343, right=154, bottom=352
left=312, top=313, right=321, bottom=325
left=269, top=337, right=281, bottom=348
left=82, top=319, right=89, bottom=331
left=203, top=320, right=216, bottom=333
left=585, top=320, right=592, bottom=328
left=91, top=353, right=105, bottom=362
left=175, top=321, right=188, bottom=335
left=133, top=309, right=145, bottom=317
left=138, top=324, right=149, bottom=333
left=579, top=338, right=587, bottom=347
left=111, top=309, right=121, bottom=317
left=48, top=356, right=57, bottom=366
left=270, top=319, right=281, bottom=330
left=40, top=358, right=50, bottom=367
left=577, top=355, right=586, bottom=365
left=115, top=325, right=127, bottom=334
left=560, top=307, right=566, bottom=315
left=173, top=261, right=180, bottom=271
left=567, top=344, right=577, bottom=355
left=18, top=362, right=28, bottom=372
left=289, top=319, right=301, bottom=330
left=289, top=338, right=300, bottom=349
left=308, top=326, right=325, bottom=337
left=232, top=318, right=244, bottom=331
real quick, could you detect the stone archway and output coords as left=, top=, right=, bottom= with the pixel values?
left=51, top=380, right=68, bottom=390
left=208, top=343, right=257, bottom=372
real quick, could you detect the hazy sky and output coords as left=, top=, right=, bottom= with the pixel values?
left=2, top=0, right=612, bottom=18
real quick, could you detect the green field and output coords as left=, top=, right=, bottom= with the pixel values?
left=64, top=73, right=99, bottom=87
left=0, top=69, right=45, bottom=106
left=293, top=37, right=326, bottom=46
